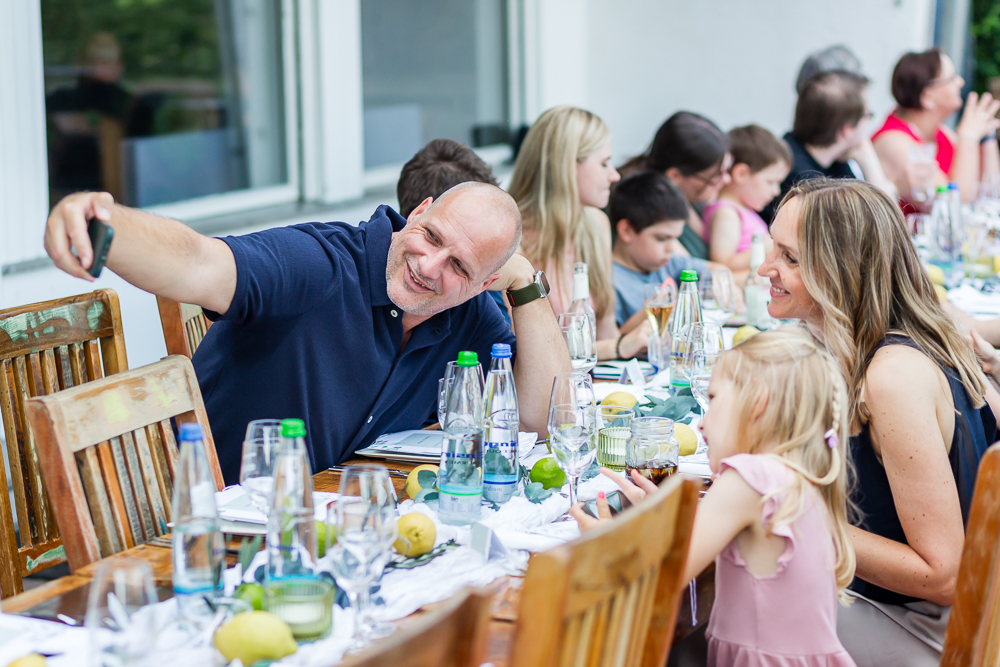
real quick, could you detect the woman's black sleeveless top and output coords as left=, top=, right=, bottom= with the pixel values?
left=848, top=335, right=997, bottom=605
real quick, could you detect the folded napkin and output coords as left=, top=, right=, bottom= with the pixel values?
left=215, top=487, right=339, bottom=525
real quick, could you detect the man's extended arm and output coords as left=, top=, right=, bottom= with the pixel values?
left=45, top=192, right=237, bottom=314
left=489, top=255, right=572, bottom=435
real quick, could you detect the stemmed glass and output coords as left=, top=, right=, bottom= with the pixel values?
left=682, top=323, right=725, bottom=379
left=689, top=350, right=719, bottom=416
left=326, top=465, right=395, bottom=653
left=240, top=419, right=282, bottom=513
left=643, top=284, right=676, bottom=371
left=699, top=270, right=736, bottom=322
left=547, top=372, right=598, bottom=505
left=558, top=312, right=597, bottom=373
left=86, top=558, right=158, bottom=667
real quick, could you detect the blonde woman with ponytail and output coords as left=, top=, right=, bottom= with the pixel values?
left=761, top=178, right=1000, bottom=667
left=575, top=328, right=857, bottom=667
left=508, top=106, right=652, bottom=360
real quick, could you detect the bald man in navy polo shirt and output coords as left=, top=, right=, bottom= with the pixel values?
left=45, top=183, right=571, bottom=482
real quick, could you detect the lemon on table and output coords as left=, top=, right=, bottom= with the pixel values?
left=6, top=655, right=47, bottom=667
left=674, top=423, right=698, bottom=457
left=530, top=458, right=567, bottom=489
left=732, top=325, right=760, bottom=346
left=601, top=391, right=638, bottom=409
left=405, top=464, right=439, bottom=500
left=394, top=512, right=436, bottom=557
left=213, top=611, right=297, bottom=665
left=234, top=582, right=264, bottom=611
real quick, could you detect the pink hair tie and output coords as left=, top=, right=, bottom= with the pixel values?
left=825, top=429, right=839, bottom=449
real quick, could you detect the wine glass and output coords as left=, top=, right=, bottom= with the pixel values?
left=86, top=558, right=158, bottom=666
left=240, top=419, right=282, bottom=512
left=558, top=312, right=597, bottom=373
left=699, top=270, right=736, bottom=322
left=548, top=371, right=598, bottom=505
left=328, top=465, right=395, bottom=652
left=437, top=378, right=452, bottom=429
left=355, top=470, right=398, bottom=640
left=682, top=323, right=725, bottom=380
left=689, top=350, right=719, bottom=416
left=642, top=283, right=676, bottom=338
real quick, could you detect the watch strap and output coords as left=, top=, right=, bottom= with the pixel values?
left=506, top=282, right=543, bottom=307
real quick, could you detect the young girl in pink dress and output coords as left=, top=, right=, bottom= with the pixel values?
left=574, top=328, right=857, bottom=667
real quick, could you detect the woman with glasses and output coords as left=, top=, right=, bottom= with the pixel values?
left=873, top=48, right=1000, bottom=207
left=619, top=111, right=732, bottom=260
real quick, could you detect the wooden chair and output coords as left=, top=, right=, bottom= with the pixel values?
left=0, top=289, right=129, bottom=597
left=156, top=296, right=212, bottom=359
left=941, top=442, right=1000, bottom=666
left=24, top=355, right=223, bottom=572
left=510, top=475, right=700, bottom=667
left=339, top=587, right=494, bottom=667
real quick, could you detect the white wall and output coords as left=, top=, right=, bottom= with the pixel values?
left=584, top=0, right=937, bottom=162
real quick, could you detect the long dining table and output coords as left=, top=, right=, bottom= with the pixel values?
left=1, top=459, right=714, bottom=666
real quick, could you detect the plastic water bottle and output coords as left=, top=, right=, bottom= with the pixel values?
left=668, top=270, right=702, bottom=387
left=266, top=418, right=318, bottom=582
left=438, top=351, right=484, bottom=524
left=744, top=234, right=772, bottom=330
left=483, top=343, right=518, bottom=504
left=172, top=423, right=224, bottom=618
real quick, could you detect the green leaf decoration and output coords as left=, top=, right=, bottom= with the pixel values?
left=675, top=387, right=693, bottom=397
left=581, top=459, right=600, bottom=481
left=417, top=469, right=437, bottom=489
left=414, top=488, right=439, bottom=503
left=484, top=448, right=514, bottom=475
left=385, top=539, right=461, bottom=570
left=237, top=535, right=263, bottom=573
left=524, top=481, right=554, bottom=503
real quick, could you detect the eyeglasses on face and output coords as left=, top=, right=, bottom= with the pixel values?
left=689, top=154, right=734, bottom=187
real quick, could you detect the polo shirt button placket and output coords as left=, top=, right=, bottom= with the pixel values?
left=367, top=415, right=373, bottom=423
left=390, top=309, right=398, bottom=317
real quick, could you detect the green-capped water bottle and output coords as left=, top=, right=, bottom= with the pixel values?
left=266, top=418, right=317, bottom=582
left=668, top=270, right=702, bottom=387
left=438, top=351, right=484, bottom=524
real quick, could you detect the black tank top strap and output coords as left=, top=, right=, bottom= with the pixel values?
left=848, top=334, right=997, bottom=605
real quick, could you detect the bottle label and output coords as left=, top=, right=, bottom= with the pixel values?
left=438, top=485, right=483, bottom=517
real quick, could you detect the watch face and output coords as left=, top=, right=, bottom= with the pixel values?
left=536, top=270, right=550, bottom=295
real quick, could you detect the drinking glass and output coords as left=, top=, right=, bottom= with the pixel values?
left=442, top=360, right=484, bottom=396
left=558, top=312, right=597, bottom=372
left=597, top=406, right=634, bottom=471
left=328, top=465, right=395, bottom=652
left=548, top=371, right=598, bottom=505
left=689, top=350, right=719, bottom=415
left=643, top=283, right=676, bottom=338
left=626, top=417, right=678, bottom=483
left=240, top=419, right=282, bottom=512
left=357, top=471, right=398, bottom=640
left=682, top=323, right=725, bottom=380
left=86, top=558, right=158, bottom=667
left=548, top=404, right=598, bottom=505
left=908, top=143, right=937, bottom=206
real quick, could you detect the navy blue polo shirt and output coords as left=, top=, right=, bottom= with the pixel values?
left=193, top=205, right=516, bottom=483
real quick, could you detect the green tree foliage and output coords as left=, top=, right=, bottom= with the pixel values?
left=972, top=0, right=1000, bottom=91
left=41, top=0, right=221, bottom=83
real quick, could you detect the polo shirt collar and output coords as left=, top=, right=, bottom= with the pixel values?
left=367, top=205, right=407, bottom=308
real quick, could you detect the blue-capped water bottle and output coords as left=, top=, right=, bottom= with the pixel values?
left=483, top=343, right=518, bottom=504
left=172, top=423, right=224, bottom=619
left=438, top=351, right=484, bottom=524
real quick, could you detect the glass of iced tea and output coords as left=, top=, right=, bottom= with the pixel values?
left=597, top=405, right=634, bottom=472
left=625, top=416, right=678, bottom=483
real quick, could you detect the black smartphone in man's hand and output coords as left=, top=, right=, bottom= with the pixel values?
left=86, top=217, right=114, bottom=278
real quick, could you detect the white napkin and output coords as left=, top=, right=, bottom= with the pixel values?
left=947, top=284, right=1000, bottom=318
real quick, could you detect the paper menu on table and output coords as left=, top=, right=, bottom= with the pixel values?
left=369, top=430, right=445, bottom=455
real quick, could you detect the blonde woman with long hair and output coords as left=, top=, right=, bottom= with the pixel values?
left=508, top=106, right=652, bottom=360
left=576, top=328, right=857, bottom=666
left=761, top=178, right=1000, bottom=667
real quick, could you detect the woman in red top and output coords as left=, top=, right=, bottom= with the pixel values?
left=873, top=48, right=1000, bottom=206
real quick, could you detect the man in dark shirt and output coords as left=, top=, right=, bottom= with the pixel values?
left=762, top=70, right=895, bottom=221
left=44, top=183, right=570, bottom=482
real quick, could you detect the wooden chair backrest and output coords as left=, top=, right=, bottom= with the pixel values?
left=24, top=355, right=223, bottom=572
left=156, top=296, right=212, bottom=359
left=941, top=442, right=1000, bottom=667
left=510, top=476, right=699, bottom=667
left=339, top=588, right=494, bottom=667
left=0, top=289, right=128, bottom=597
